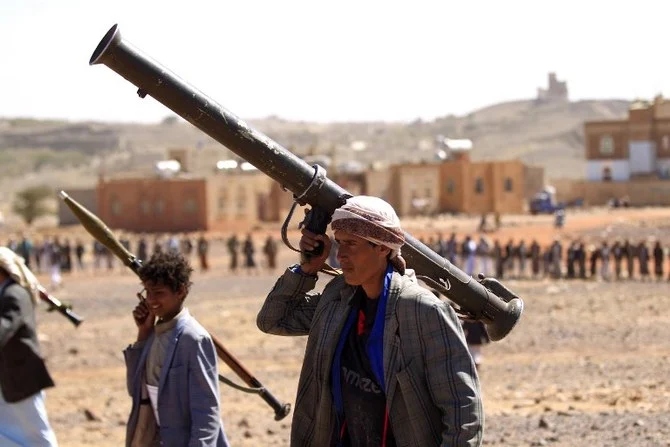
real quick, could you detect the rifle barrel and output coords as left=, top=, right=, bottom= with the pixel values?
left=37, top=285, right=84, bottom=327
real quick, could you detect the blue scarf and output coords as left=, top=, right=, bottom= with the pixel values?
left=331, top=263, right=393, bottom=421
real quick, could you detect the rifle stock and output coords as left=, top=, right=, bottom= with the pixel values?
left=88, top=24, right=523, bottom=341
left=59, top=190, right=291, bottom=421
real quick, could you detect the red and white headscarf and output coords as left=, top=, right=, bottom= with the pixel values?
left=330, top=196, right=407, bottom=274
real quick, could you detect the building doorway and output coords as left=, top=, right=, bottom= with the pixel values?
left=602, top=166, right=612, bottom=181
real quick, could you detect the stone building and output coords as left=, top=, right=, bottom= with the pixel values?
left=330, top=147, right=541, bottom=217
left=387, top=154, right=530, bottom=216
left=537, top=72, right=568, bottom=103
left=96, top=168, right=273, bottom=233
left=546, top=95, right=670, bottom=207
left=584, top=95, right=670, bottom=182
left=60, top=142, right=544, bottom=231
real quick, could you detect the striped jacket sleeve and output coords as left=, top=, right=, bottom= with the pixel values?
left=419, top=297, right=483, bottom=446
left=256, top=267, right=321, bottom=336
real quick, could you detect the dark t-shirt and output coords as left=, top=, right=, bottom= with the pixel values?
left=339, top=289, right=396, bottom=447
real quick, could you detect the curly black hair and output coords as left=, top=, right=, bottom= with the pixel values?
left=138, top=250, right=193, bottom=293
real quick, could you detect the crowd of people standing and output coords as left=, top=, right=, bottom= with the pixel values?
left=2, top=231, right=283, bottom=288
left=419, top=232, right=670, bottom=282
left=5, top=229, right=669, bottom=289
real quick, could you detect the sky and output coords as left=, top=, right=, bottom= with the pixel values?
left=1, top=0, right=669, bottom=124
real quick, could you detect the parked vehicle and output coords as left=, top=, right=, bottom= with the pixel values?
left=529, top=188, right=564, bottom=215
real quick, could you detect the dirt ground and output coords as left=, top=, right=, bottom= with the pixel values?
left=27, top=207, right=670, bottom=446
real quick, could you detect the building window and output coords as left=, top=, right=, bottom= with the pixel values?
left=662, top=135, right=670, bottom=152
left=602, top=166, right=612, bottom=181
left=155, top=200, right=165, bottom=215
left=237, top=188, right=247, bottom=211
left=184, top=198, right=197, bottom=213
left=599, top=135, right=614, bottom=155
left=141, top=200, right=151, bottom=215
left=504, top=177, right=513, bottom=192
left=219, top=188, right=229, bottom=210
left=446, top=179, right=455, bottom=194
left=474, top=177, right=484, bottom=194
left=110, top=197, right=122, bottom=216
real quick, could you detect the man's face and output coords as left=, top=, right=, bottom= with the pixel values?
left=334, top=230, right=389, bottom=288
left=142, top=280, right=184, bottom=320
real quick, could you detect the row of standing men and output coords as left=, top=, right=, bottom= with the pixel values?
left=419, top=233, right=670, bottom=281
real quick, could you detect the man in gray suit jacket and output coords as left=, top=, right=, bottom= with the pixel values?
left=257, top=196, right=483, bottom=446
left=124, top=251, right=229, bottom=447
left=0, top=247, right=59, bottom=446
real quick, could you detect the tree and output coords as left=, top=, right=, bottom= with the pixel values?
left=12, top=185, right=53, bottom=225
left=161, top=115, right=179, bottom=125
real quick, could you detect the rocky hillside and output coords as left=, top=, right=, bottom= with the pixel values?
left=0, top=98, right=630, bottom=190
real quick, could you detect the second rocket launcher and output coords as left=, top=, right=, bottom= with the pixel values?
left=59, top=190, right=291, bottom=421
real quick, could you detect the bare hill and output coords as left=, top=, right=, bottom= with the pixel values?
left=0, top=98, right=630, bottom=193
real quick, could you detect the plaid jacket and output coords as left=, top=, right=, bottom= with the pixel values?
left=257, top=268, right=483, bottom=447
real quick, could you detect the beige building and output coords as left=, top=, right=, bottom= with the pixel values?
left=382, top=152, right=531, bottom=216
left=65, top=144, right=542, bottom=231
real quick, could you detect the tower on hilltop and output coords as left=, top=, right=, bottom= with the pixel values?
left=537, top=72, right=568, bottom=103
